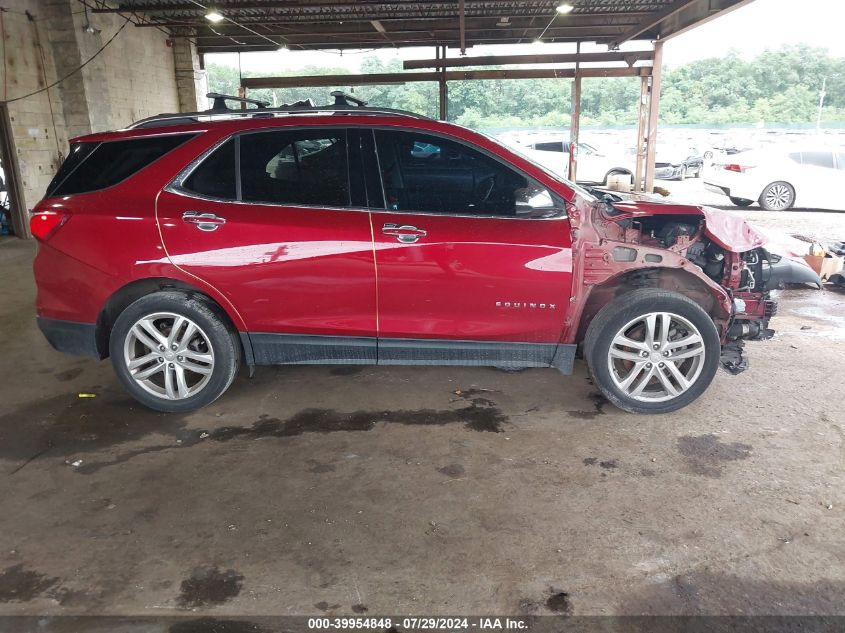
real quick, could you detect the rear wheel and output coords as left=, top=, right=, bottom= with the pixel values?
left=759, top=181, right=795, bottom=211
left=584, top=289, right=720, bottom=414
left=109, top=291, right=241, bottom=413
left=729, top=197, right=754, bottom=207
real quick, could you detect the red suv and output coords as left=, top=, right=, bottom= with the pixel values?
left=32, top=94, right=778, bottom=414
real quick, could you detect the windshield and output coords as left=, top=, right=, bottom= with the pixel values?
left=481, top=131, right=597, bottom=202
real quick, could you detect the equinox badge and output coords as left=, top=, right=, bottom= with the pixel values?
left=496, top=301, right=556, bottom=310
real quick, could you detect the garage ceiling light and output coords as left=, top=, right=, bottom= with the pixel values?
left=205, top=8, right=224, bottom=22
left=556, top=3, right=574, bottom=13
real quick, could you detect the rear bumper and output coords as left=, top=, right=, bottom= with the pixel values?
left=37, top=317, right=100, bottom=359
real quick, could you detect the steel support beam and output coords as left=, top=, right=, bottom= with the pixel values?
left=458, top=0, right=466, bottom=55
left=568, top=43, right=581, bottom=183
left=634, top=75, right=648, bottom=192
left=240, top=66, right=651, bottom=90
left=643, top=40, right=663, bottom=193
left=404, top=50, right=653, bottom=70
left=608, top=0, right=698, bottom=49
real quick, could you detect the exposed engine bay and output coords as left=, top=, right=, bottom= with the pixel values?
left=578, top=197, right=795, bottom=375
left=635, top=215, right=777, bottom=373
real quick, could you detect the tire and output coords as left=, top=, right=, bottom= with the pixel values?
left=583, top=289, right=721, bottom=414
left=729, top=197, right=754, bottom=207
left=758, top=181, right=795, bottom=211
left=109, top=291, right=241, bottom=413
left=604, top=170, right=631, bottom=186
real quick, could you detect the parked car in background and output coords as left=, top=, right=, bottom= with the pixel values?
left=499, top=134, right=634, bottom=184
left=705, top=147, right=845, bottom=210
left=33, top=93, right=783, bottom=415
left=654, top=145, right=704, bottom=180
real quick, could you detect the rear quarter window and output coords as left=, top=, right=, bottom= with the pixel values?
left=48, top=133, right=196, bottom=197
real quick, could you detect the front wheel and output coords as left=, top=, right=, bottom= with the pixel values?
left=584, top=289, right=721, bottom=414
left=759, top=181, right=795, bottom=211
left=109, top=291, right=241, bottom=413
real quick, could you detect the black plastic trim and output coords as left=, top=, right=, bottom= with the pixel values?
left=248, top=333, right=377, bottom=365
left=248, top=333, right=576, bottom=373
left=37, top=317, right=101, bottom=359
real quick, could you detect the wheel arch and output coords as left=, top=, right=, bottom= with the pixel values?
left=95, top=278, right=249, bottom=362
left=574, top=267, right=731, bottom=345
left=604, top=168, right=633, bottom=183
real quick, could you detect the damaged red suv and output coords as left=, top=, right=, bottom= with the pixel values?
left=32, top=94, right=784, bottom=414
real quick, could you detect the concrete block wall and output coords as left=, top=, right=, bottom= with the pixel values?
left=0, top=0, right=192, bottom=231
left=1, top=1, right=69, bottom=226
left=173, top=34, right=208, bottom=113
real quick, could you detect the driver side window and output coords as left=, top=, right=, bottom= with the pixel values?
left=373, top=130, right=560, bottom=218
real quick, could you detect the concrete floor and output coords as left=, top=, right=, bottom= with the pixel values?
left=0, top=220, right=844, bottom=619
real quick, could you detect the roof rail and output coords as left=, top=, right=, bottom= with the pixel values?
left=128, top=91, right=429, bottom=129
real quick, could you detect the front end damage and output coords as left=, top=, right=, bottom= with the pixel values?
left=565, top=197, right=794, bottom=375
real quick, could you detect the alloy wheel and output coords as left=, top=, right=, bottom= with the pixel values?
left=763, top=184, right=792, bottom=210
left=607, top=312, right=706, bottom=403
left=123, top=312, right=215, bottom=400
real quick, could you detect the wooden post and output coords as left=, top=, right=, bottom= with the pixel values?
left=569, top=43, right=581, bottom=183
left=438, top=45, right=448, bottom=120
left=634, top=75, right=649, bottom=192
left=644, top=40, right=663, bottom=193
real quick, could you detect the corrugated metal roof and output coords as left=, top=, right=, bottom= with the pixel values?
left=91, top=0, right=753, bottom=54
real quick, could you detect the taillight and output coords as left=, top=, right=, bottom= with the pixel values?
left=723, top=163, right=754, bottom=173
left=30, top=210, right=70, bottom=242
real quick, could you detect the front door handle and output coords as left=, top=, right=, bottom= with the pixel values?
left=382, top=223, right=426, bottom=244
left=182, top=211, right=226, bottom=232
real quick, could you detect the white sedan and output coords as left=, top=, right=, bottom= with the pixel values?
left=704, top=147, right=845, bottom=211
left=498, top=135, right=634, bottom=184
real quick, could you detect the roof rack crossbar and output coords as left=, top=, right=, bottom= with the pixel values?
left=128, top=97, right=429, bottom=129
left=207, top=92, right=270, bottom=112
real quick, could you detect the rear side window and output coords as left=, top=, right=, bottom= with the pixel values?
left=239, top=130, right=349, bottom=207
left=182, top=138, right=237, bottom=200
left=534, top=142, right=564, bottom=153
left=49, top=134, right=195, bottom=196
left=802, top=151, right=835, bottom=169
left=46, top=142, right=97, bottom=196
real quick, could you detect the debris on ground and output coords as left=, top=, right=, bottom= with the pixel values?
left=77, top=393, right=96, bottom=399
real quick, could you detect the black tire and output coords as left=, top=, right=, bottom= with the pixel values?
left=758, top=181, right=795, bottom=211
left=604, top=170, right=632, bottom=186
left=729, top=197, right=754, bottom=207
left=109, top=291, right=241, bottom=413
left=583, top=289, right=721, bottom=414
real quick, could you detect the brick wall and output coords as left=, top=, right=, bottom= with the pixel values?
left=0, top=0, right=186, bottom=232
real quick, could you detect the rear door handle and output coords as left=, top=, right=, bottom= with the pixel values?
left=182, top=211, right=226, bottom=232
left=382, top=223, right=426, bottom=244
